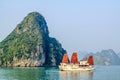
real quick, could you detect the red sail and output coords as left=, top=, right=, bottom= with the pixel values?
left=88, top=55, right=94, bottom=65
left=62, top=54, right=68, bottom=63
left=71, top=52, right=78, bottom=64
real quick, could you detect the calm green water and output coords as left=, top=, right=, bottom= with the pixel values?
left=0, top=66, right=120, bottom=80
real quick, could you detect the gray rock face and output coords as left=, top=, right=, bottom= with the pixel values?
left=86, top=49, right=120, bottom=65
left=0, top=12, right=66, bottom=67
left=117, top=52, right=120, bottom=58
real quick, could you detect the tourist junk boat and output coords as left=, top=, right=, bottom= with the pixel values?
left=59, top=52, right=95, bottom=71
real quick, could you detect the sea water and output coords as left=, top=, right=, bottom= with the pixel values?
left=0, top=66, right=120, bottom=80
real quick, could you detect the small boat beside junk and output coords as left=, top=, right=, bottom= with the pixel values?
left=59, top=52, right=95, bottom=71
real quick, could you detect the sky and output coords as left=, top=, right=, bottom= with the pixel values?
left=0, top=0, right=120, bottom=53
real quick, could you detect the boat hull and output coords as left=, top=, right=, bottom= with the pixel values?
left=59, top=63, right=94, bottom=71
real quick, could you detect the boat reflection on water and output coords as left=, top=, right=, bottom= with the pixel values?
left=59, top=70, right=93, bottom=80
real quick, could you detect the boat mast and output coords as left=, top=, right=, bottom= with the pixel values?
left=62, top=54, right=68, bottom=63
left=71, top=52, right=78, bottom=64
left=88, top=55, right=94, bottom=65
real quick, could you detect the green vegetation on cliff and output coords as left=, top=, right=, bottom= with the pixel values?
left=0, top=12, right=66, bottom=66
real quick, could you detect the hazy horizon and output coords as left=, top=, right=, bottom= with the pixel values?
left=0, top=0, right=120, bottom=53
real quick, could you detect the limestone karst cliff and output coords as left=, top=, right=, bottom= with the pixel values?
left=0, top=12, right=66, bottom=67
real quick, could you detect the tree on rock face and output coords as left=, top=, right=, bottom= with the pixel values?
left=0, top=12, right=66, bottom=67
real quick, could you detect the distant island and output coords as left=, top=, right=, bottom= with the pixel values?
left=78, top=49, right=120, bottom=65
left=0, top=12, right=66, bottom=67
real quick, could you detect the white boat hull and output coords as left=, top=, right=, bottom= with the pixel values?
left=59, top=63, right=95, bottom=71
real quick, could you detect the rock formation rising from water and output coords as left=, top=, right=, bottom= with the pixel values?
left=86, top=49, right=120, bottom=65
left=0, top=12, right=66, bottom=67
